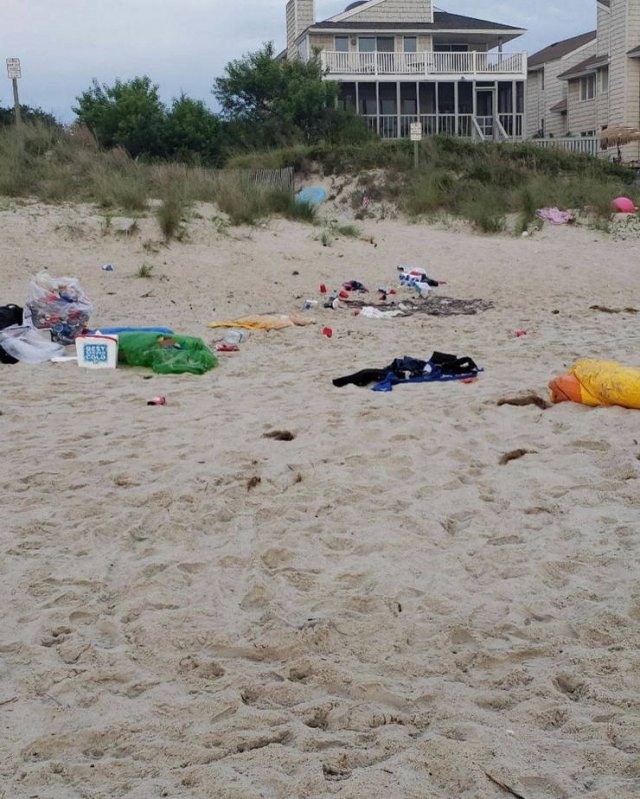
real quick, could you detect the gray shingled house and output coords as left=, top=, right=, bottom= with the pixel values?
left=285, top=0, right=527, bottom=141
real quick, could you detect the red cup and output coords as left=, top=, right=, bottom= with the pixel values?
left=320, top=283, right=327, bottom=293
left=339, top=290, right=349, bottom=299
left=322, top=327, right=333, bottom=338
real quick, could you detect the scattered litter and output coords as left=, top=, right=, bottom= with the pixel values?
left=320, top=284, right=327, bottom=294
left=536, top=208, right=574, bottom=225
left=344, top=296, right=492, bottom=317
left=303, top=299, right=318, bottom=310
left=497, top=394, right=550, bottom=410
left=359, top=306, right=404, bottom=319
left=147, top=395, right=166, bottom=406
left=549, top=359, right=640, bottom=408
left=214, top=342, right=239, bottom=352
left=342, top=281, right=368, bottom=293
left=500, top=449, right=535, bottom=465
left=322, top=327, right=333, bottom=338
left=263, top=430, right=296, bottom=441
left=0, top=325, right=65, bottom=364
left=296, top=187, right=327, bottom=207
left=27, top=271, right=93, bottom=344
left=209, top=314, right=315, bottom=331
left=611, top=196, right=637, bottom=213
left=102, top=264, right=115, bottom=272
left=50, top=355, right=78, bottom=363
left=223, top=330, right=246, bottom=345
left=397, top=266, right=441, bottom=290
left=334, top=353, right=481, bottom=392
left=514, top=329, right=528, bottom=337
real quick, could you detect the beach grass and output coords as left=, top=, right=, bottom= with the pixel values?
left=0, top=122, right=635, bottom=233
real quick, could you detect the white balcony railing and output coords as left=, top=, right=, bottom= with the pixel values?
left=320, top=51, right=526, bottom=77
left=530, top=136, right=600, bottom=158
left=362, top=113, right=525, bottom=140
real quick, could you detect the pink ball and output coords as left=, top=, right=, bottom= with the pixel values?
left=611, top=196, right=637, bottom=213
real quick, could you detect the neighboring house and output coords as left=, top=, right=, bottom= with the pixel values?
left=526, top=31, right=597, bottom=138
left=285, top=0, right=527, bottom=141
left=531, top=0, right=640, bottom=161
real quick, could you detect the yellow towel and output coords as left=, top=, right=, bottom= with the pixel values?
left=208, top=314, right=315, bottom=331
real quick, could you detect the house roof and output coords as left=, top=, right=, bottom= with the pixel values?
left=558, top=53, right=609, bottom=80
left=307, top=11, right=525, bottom=34
left=627, top=45, right=640, bottom=58
left=528, top=30, right=596, bottom=70
left=598, top=0, right=610, bottom=7
left=550, top=98, right=567, bottom=113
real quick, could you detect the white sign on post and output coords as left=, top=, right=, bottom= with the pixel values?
left=409, top=122, right=422, bottom=142
left=6, top=58, right=21, bottom=79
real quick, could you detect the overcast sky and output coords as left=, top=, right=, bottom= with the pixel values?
left=3, top=1, right=595, bottom=122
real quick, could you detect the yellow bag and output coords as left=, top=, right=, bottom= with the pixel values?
left=555, top=359, right=640, bottom=409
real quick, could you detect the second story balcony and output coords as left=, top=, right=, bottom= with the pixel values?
left=319, top=50, right=527, bottom=80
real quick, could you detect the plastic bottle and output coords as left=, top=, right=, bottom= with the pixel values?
left=223, top=330, right=246, bottom=345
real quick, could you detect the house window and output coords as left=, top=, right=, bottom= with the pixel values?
left=433, top=43, right=469, bottom=52
left=335, top=36, right=349, bottom=52
left=580, top=74, right=596, bottom=101
left=599, top=67, right=609, bottom=93
left=404, top=37, right=417, bottom=52
left=359, top=36, right=394, bottom=52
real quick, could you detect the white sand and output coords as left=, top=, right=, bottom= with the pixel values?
left=2, top=201, right=640, bottom=798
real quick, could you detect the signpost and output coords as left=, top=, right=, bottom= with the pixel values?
left=6, top=58, right=22, bottom=129
left=410, top=121, right=422, bottom=169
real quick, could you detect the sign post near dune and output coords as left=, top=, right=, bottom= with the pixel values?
left=6, top=58, right=22, bottom=130
left=410, top=121, right=422, bottom=170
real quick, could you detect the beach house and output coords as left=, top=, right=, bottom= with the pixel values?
left=526, top=31, right=597, bottom=139
left=285, top=0, right=527, bottom=141
left=529, top=0, right=640, bottom=161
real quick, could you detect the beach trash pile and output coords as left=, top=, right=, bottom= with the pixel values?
left=27, top=271, right=93, bottom=344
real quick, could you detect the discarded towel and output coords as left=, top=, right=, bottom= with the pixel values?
left=536, top=207, right=574, bottom=225
left=208, top=314, right=315, bottom=331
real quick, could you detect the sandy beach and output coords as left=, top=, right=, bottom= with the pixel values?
left=2, top=200, right=640, bottom=798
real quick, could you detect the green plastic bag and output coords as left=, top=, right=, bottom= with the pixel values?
left=117, top=332, right=217, bottom=375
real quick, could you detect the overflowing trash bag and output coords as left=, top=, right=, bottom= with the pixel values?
left=0, top=325, right=65, bottom=364
left=117, top=332, right=217, bottom=375
left=27, top=271, right=93, bottom=344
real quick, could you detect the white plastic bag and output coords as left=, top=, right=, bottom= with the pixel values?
left=26, top=271, right=93, bottom=344
left=0, top=325, right=65, bottom=363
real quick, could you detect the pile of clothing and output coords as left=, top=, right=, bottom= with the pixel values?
left=333, top=352, right=481, bottom=392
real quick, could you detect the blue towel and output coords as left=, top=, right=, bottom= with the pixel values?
left=372, top=369, right=483, bottom=392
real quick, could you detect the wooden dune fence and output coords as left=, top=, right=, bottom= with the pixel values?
left=215, top=167, right=295, bottom=197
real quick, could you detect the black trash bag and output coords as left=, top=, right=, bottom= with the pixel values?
left=0, top=304, right=23, bottom=364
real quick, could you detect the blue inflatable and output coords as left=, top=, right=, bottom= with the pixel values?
left=88, top=326, right=174, bottom=335
left=296, top=187, right=327, bottom=207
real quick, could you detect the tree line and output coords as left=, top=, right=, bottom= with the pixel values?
left=1, top=43, right=369, bottom=165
